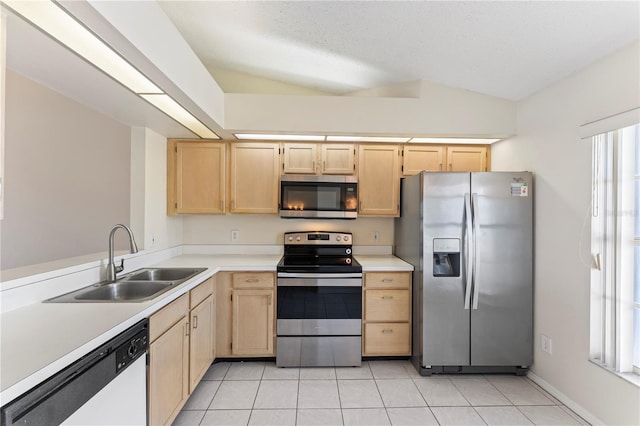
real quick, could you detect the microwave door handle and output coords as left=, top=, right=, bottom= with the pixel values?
left=464, top=193, right=473, bottom=310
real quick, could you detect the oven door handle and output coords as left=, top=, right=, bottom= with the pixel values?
left=277, top=272, right=363, bottom=279
left=277, top=278, right=363, bottom=287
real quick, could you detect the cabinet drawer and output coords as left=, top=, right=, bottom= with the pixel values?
left=365, top=272, right=410, bottom=289
left=364, top=323, right=410, bottom=355
left=365, top=290, right=410, bottom=322
left=232, top=272, right=274, bottom=289
left=150, top=293, right=189, bottom=343
left=190, top=277, right=214, bottom=308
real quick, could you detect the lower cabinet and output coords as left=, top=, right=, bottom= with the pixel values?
left=148, top=278, right=215, bottom=426
left=215, top=271, right=275, bottom=357
left=362, top=272, right=412, bottom=356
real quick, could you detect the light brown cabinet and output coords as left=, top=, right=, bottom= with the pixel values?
left=363, top=272, right=412, bottom=356
left=167, top=140, right=226, bottom=215
left=215, top=272, right=276, bottom=357
left=446, top=146, right=488, bottom=172
left=357, top=144, right=401, bottom=216
left=229, top=142, right=280, bottom=213
left=282, top=143, right=355, bottom=175
left=148, top=278, right=215, bottom=425
left=402, top=145, right=446, bottom=175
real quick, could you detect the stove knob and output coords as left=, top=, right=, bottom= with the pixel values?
left=343, top=235, right=350, bottom=242
left=296, top=236, right=301, bottom=241
left=336, top=236, right=342, bottom=242
left=288, top=236, right=294, bottom=241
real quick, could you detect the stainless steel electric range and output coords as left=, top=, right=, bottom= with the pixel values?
left=276, top=231, right=363, bottom=367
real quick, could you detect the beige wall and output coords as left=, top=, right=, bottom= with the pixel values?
left=492, top=41, right=640, bottom=425
left=0, top=70, right=131, bottom=270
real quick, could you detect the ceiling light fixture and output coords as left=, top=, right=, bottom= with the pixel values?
left=2, top=0, right=219, bottom=139
left=235, top=134, right=325, bottom=141
left=326, top=136, right=410, bottom=143
left=409, top=137, right=501, bottom=144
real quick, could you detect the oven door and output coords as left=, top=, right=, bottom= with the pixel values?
left=276, top=274, right=362, bottom=367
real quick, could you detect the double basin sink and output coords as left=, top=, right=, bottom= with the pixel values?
left=46, top=267, right=206, bottom=303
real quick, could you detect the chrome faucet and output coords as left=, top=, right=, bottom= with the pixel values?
left=106, top=224, right=139, bottom=282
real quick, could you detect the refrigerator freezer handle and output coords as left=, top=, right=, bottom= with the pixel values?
left=464, top=193, right=473, bottom=310
left=472, top=193, right=480, bottom=310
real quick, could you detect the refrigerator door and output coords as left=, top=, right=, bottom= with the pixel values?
left=470, top=172, right=533, bottom=366
left=421, top=172, right=471, bottom=366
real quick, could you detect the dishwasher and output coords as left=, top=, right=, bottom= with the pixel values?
left=1, top=319, right=148, bottom=426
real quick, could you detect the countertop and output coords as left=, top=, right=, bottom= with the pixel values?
left=0, top=254, right=411, bottom=405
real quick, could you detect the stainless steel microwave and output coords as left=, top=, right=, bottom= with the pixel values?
left=280, top=175, right=358, bottom=219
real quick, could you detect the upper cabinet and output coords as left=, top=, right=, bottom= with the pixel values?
left=283, top=143, right=355, bottom=175
left=167, top=140, right=226, bottom=215
left=357, top=144, right=401, bottom=217
left=402, top=145, right=445, bottom=176
left=446, top=146, right=488, bottom=172
left=229, top=143, right=280, bottom=214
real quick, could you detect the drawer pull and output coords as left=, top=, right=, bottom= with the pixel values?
left=382, top=279, right=394, bottom=283
left=246, top=278, right=259, bottom=283
left=382, top=296, right=394, bottom=300
left=382, top=329, right=394, bottom=334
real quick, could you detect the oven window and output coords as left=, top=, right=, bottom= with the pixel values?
left=277, top=286, right=362, bottom=319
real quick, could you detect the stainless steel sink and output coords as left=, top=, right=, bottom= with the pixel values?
left=45, top=267, right=206, bottom=303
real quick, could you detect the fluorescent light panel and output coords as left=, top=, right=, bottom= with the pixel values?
left=141, top=95, right=219, bottom=139
left=326, top=135, right=410, bottom=143
left=409, top=137, right=501, bottom=144
left=235, top=134, right=325, bottom=141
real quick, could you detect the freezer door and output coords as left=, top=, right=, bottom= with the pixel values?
left=470, top=172, right=533, bottom=366
left=421, top=172, right=471, bottom=366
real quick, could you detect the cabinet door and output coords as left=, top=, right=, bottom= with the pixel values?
left=321, top=144, right=356, bottom=175
left=232, top=289, right=274, bottom=355
left=170, top=141, right=226, bottom=214
left=283, top=143, right=317, bottom=174
left=229, top=143, right=280, bottom=213
left=189, top=295, right=214, bottom=393
left=446, top=146, right=488, bottom=172
left=148, top=317, right=189, bottom=426
left=357, top=144, right=400, bottom=216
left=402, top=145, right=445, bottom=175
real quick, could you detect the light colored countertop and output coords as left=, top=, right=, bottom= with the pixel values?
left=0, top=254, right=411, bottom=405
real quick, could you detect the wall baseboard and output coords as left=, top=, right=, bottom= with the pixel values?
left=527, top=371, right=604, bottom=425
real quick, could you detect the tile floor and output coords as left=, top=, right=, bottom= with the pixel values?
left=172, top=360, right=589, bottom=426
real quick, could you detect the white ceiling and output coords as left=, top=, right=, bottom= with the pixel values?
left=160, top=0, right=640, bottom=101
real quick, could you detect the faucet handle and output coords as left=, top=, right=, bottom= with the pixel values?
left=115, top=259, right=124, bottom=274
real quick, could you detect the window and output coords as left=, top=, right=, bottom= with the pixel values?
left=590, top=121, right=640, bottom=378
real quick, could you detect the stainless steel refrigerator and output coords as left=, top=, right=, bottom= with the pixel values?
left=395, top=171, right=533, bottom=375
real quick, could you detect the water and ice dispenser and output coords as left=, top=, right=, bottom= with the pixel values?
left=433, top=238, right=460, bottom=277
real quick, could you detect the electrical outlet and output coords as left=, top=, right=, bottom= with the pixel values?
left=541, top=334, right=552, bottom=354
left=231, top=230, right=239, bottom=242
left=373, top=231, right=380, bottom=242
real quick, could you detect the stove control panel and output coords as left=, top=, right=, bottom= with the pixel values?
left=284, top=232, right=353, bottom=245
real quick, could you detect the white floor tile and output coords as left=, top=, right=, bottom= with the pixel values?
left=337, top=379, right=384, bottom=408
left=487, top=377, right=554, bottom=406
left=263, top=362, right=300, bottom=380
left=296, top=409, right=343, bottom=426
left=450, top=376, right=511, bottom=406
left=225, top=362, right=266, bottom=380
left=336, top=362, right=373, bottom=379
left=298, top=380, right=340, bottom=409
left=430, top=406, right=486, bottom=426
left=518, top=406, right=582, bottom=425
left=476, top=406, right=533, bottom=425
left=254, top=380, right=299, bottom=409
left=209, top=380, right=260, bottom=410
left=200, top=409, right=251, bottom=426
left=559, top=406, right=590, bottom=425
left=386, top=407, right=439, bottom=426
left=203, top=362, right=231, bottom=381
left=376, top=379, right=426, bottom=408
left=369, top=361, right=411, bottom=379
left=300, top=367, right=337, bottom=380
left=413, top=376, right=470, bottom=406
left=342, top=408, right=391, bottom=426
left=172, top=410, right=205, bottom=426
left=249, top=409, right=296, bottom=426
left=183, top=380, right=221, bottom=410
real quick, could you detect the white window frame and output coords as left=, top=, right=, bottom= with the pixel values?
left=589, top=120, right=639, bottom=382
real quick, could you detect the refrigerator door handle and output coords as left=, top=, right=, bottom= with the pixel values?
left=464, top=193, right=473, bottom=310
left=472, top=193, right=480, bottom=310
